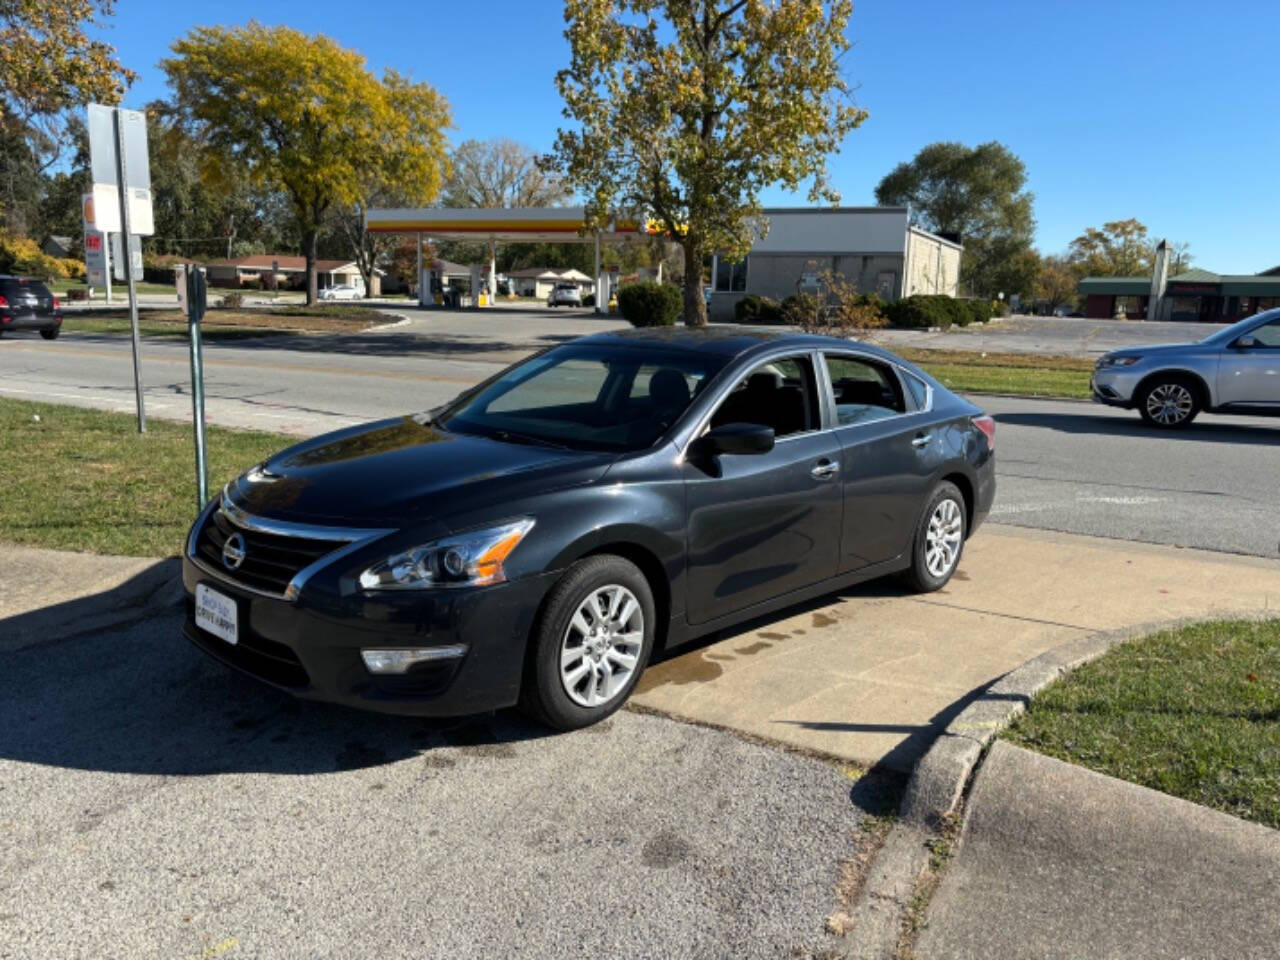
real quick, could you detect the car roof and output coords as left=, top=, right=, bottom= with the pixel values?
left=574, top=325, right=908, bottom=365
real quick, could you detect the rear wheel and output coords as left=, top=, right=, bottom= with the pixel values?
left=1138, top=377, right=1200, bottom=428
left=901, top=481, right=967, bottom=593
left=40, top=327, right=60, bottom=340
left=521, top=555, right=655, bottom=731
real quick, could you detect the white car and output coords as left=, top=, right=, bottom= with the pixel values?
left=547, top=283, right=583, bottom=307
left=321, top=285, right=363, bottom=301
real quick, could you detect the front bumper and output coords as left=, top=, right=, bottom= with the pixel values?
left=182, top=554, right=559, bottom=716
left=1090, top=369, right=1138, bottom=408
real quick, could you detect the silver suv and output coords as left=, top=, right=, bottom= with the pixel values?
left=547, top=282, right=583, bottom=307
left=1092, top=309, right=1280, bottom=428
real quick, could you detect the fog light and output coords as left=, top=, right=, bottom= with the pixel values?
left=361, top=646, right=467, bottom=674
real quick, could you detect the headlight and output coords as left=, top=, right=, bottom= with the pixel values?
left=358, top=518, right=534, bottom=590
left=1096, top=355, right=1141, bottom=368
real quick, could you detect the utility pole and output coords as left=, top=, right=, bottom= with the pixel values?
left=227, top=213, right=235, bottom=260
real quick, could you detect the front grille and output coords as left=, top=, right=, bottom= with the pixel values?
left=196, top=505, right=347, bottom=596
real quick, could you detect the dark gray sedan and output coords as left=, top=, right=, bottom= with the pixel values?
left=183, top=328, right=995, bottom=729
left=1092, top=308, right=1280, bottom=427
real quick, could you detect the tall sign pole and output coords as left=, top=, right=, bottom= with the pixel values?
left=112, top=109, right=146, bottom=433
left=178, top=265, right=210, bottom=507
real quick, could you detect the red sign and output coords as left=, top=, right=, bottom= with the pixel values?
left=86, top=234, right=102, bottom=252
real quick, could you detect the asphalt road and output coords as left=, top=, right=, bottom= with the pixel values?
left=1, top=312, right=1275, bottom=558
left=0, top=611, right=893, bottom=960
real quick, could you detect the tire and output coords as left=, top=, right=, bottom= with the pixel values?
left=40, top=327, right=60, bottom=340
left=521, top=555, right=656, bottom=731
left=900, top=481, right=967, bottom=593
left=1137, top=376, right=1201, bottom=429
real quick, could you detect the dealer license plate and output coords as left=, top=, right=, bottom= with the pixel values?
left=195, top=584, right=238, bottom=645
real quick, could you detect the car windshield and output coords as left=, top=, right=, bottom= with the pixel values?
left=436, top=343, right=727, bottom=452
left=1201, top=309, right=1280, bottom=344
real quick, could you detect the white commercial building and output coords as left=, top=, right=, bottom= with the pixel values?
left=708, top=207, right=962, bottom=320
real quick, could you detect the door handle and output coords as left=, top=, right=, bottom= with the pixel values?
left=811, top=460, right=840, bottom=480
left=911, top=433, right=931, bottom=448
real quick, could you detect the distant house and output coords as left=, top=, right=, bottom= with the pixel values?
left=507, top=267, right=595, bottom=300
left=42, top=236, right=73, bottom=259
left=206, top=255, right=382, bottom=292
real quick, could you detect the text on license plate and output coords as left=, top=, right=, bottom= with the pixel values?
left=195, top=584, right=238, bottom=645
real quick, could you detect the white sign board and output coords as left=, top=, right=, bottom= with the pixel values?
left=110, top=233, right=143, bottom=282
left=86, top=104, right=154, bottom=236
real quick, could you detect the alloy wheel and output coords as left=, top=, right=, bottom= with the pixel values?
left=559, top=584, right=645, bottom=708
left=1145, top=383, right=1194, bottom=425
left=925, top=498, right=964, bottom=578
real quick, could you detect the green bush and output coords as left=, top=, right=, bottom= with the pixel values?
left=581, top=293, right=595, bottom=307
left=221, top=292, right=244, bottom=309
left=616, top=281, right=682, bottom=328
left=734, top=294, right=784, bottom=325
left=884, top=295, right=952, bottom=329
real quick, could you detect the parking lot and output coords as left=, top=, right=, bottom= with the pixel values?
left=2, top=305, right=1279, bottom=958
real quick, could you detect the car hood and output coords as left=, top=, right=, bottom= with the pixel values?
left=224, top=416, right=615, bottom=528
left=1105, top=342, right=1205, bottom=359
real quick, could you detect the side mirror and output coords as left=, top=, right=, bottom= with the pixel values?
left=1234, top=335, right=1259, bottom=350
left=696, top=422, right=775, bottom=456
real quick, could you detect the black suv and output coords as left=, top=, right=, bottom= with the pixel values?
left=0, top=276, right=63, bottom=339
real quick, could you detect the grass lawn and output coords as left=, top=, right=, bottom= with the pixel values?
left=61, top=304, right=391, bottom=338
left=894, top=347, right=1093, bottom=400
left=49, top=278, right=177, bottom=299
left=0, top=397, right=290, bottom=557
left=1005, top=619, right=1280, bottom=829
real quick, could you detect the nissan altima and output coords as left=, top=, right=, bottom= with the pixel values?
left=183, top=329, right=996, bottom=729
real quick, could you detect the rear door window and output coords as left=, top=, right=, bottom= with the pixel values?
left=823, top=354, right=907, bottom=426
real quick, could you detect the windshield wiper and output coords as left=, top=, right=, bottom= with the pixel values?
left=490, top=429, right=571, bottom=450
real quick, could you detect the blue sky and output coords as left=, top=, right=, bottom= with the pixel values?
left=103, top=0, right=1278, bottom=272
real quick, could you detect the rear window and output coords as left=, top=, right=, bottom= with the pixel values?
left=0, top=278, right=52, bottom=299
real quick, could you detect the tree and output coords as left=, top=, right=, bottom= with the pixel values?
left=443, top=138, right=570, bottom=209
left=552, top=0, right=865, bottom=326
left=334, top=70, right=451, bottom=296
left=1036, top=254, right=1077, bottom=313
left=874, top=141, right=1036, bottom=298
left=1067, top=218, right=1151, bottom=277
left=162, top=24, right=450, bottom=304
left=0, top=1, right=134, bottom=168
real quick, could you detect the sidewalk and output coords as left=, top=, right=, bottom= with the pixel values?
left=632, top=524, right=1280, bottom=769
left=915, top=741, right=1280, bottom=960
left=0, top=543, right=180, bottom=653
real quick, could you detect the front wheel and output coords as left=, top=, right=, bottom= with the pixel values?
left=40, top=327, right=60, bottom=340
left=521, top=555, right=655, bottom=731
left=1138, top=377, right=1200, bottom=428
left=901, top=481, right=967, bottom=593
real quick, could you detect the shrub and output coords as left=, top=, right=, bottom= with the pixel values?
left=885, top=295, right=951, bottom=329
left=581, top=293, right=595, bottom=307
left=734, top=294, right=784, bottom=325
left=240, top=276, right=263, bottom=291
left=221, top=292, right=244, bottom=308
left=616, top=280, right=682, bottom=327
left=963, top=299, right=995, bottom=325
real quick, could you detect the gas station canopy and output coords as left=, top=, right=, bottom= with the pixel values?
left=364, top=206, right=653, bottom=244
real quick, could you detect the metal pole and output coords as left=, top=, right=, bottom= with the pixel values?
left=188, top=269, right=208, bottom=508
left=113, top=108, right=146, bottom=433
left=594, top=231, right=602, bottom=316
left=416, top=231, right=423, bottom=306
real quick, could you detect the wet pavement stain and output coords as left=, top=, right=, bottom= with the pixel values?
left=734, top=641, right=772, bottom=656
left=422, top=754, right=457, bottom=770
left=758, top=631, right=789, bottom=641
left=634, top=652, right=724, bottom=693
left=812, top=612, right=838, bottom=628
left=641, top=829, right=692, bottom=868
left=951, top=569, right=970, bottom=581
left=705, top=652, right=735, bottom=662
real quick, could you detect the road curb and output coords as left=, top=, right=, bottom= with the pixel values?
left=898, top=609, right=1279, bottom=828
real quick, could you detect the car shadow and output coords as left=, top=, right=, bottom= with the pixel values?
left=996, top=410, right=1280, bottom=445
left=0, top=607, right=551, bottom=777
